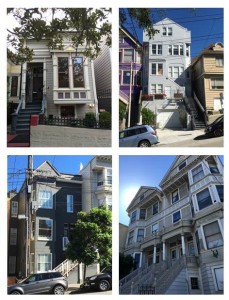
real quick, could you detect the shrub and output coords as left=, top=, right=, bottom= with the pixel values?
left=178, top=108, right=187, bottom=128
left=141, top=108, right=156, bottom=125
left=99, top=111, right=111, bottom=129
left=84, top=112, right=96, bottom=128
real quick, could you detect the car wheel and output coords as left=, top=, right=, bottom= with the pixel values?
left=98, top=280, right=110, bottom=291
left=214, top=129, right=223, bottom=137
left=53, top=285, right=65, bottom=295
left=139, top=140, right=151, bottom=147
left=10, top=291, right=21, bottom=294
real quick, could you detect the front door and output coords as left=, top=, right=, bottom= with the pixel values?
left=26, top=63, right=43, bottom=103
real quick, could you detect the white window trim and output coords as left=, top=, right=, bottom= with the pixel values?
left=172, top=210, right=182, bottom=223
left=201, top=219, right=224, bottom=250
left=37, top=253, right=52, bottom=273
left=211, top=265, right=224, bottom=291
left=38, top=218, right=53, bottom=241
left=195, top=186, right=214, bottom=212
left=123, top=48, right=135, bottom=63
left=38, top=190, right=53, bottom=209
left=151, top=63, right=163, bottom=75
left=171, top=189, right=180, bottom=204
left=133, top=252, right=142, bottom=268
left=136, top=228, right=145, bottom=242
left=152, top=44, right=162, bottom=55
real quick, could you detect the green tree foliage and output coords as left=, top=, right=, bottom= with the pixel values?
left=7, top=8, right=111, bottom=64
left=119, top=253, right=134, bottom=280
left=119, top=101, right=127, bottom=121
left=66, top=207, right=112, bottom=281
left=141, top=107, right=156, bottom=125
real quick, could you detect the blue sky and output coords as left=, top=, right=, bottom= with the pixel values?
left=121, top=8, right=223, bottom=59
left=119, top=155, right=224, bottom=225
left=7, top=155, right=94, bottom=192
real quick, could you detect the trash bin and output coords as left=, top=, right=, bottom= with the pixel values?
left=30, top=115, right=39, bottom=126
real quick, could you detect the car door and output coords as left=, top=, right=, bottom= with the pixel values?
left=119, top=129, right=137, bottom=146
left=22, top=274, right=42, bottom=294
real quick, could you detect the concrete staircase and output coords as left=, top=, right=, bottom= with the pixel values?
left=16, top=102, right=42, bottom=133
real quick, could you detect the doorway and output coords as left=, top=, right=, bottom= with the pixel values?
left=26, top=63, right=43, bottom=103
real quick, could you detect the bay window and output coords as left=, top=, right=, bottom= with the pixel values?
left=72, top=57, right=84, bottom=87
left=58, top=57, right=69, bottom=88
left=203, top=221, right=223, bottom=249
left=196, top=188, right=212, bottom=210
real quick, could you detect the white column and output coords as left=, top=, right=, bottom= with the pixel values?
left=21, top=62, right=27, bottom=108
left=153, top=245, right=157, bottom=264
left=163, top=241, right=166, bottom=261
left=181, top=234, right=186, bottom=255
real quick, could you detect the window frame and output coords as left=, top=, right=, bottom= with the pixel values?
left=151, top=63, right=163, bottom=75
left=172, top=189, right=180, bottom=204
left=152, top=202, right=159, bottom=215
left=131, top=210, right=137, bottom=223
left=38, top=218, right=53, bottom=241
left=173, top=210, right=181, bottom=223
left=203, top=221, right=223, bottom=249
left=38, top=190, right=53, bottom=209
left=67, top=195, right=74, bottom=213
left=211, top=77, right=224, bottom=90
left=191, top=164, right=204, bottom=183
left=196, top=187, right=213, bottom=211
left=11, top=201, right=18, bottom=217
left=137, top=228, right=144, bottom=242
left=37, top=253, right=52, bottom=273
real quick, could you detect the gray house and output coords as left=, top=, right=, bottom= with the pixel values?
left=79, top=156, right=112, bottom=212
left=8, top=161, right=82, bottom=277
left=142, top=18, right=192, bottom=128
left=120, top=155, right=224, bottom=295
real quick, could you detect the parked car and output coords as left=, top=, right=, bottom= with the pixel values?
left=119, top=125, right=159, bottom=147
left=80, top=266, right=112, bottom=291
left=8, top=272, right=68, bottom=295
left=205, top=115, right=223, bottom=137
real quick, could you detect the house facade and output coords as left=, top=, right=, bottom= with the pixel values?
left=120, top=156, right=224, bottom=294
left=19, top=33, right=99, bottom=119
left=192, top=43, right=224, bottom=113
left=79, top=156, right=112, bottom=212
left=142, top=18, right=191, bottom=99
left=119, top=26, right=142, bottom=127
left=7, top=60, right=21, bottom=103
left=8, top=161, right=82, bottom=277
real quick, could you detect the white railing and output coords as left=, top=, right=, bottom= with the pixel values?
left=52, top=259, right=78, bottom=277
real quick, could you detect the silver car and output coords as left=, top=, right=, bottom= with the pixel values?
left=119, top=125, right=159, bottom=147
left=8, top=272, right=68, bottom=295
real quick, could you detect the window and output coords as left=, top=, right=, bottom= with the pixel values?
left=151, top=84, right=163, bottom=94
left=186, top=44, right=190, bottom=56
left=151, top=63, right=163, bottom=75
left=124, top=49, right=134, bottom=62
left=196, top=188, right=212, bottom=210
left=173, top=45, right=179, bottom=55
left=214, top=267, right=224, bottom=291
left=11, top=76, right=19, bottom=96
left=153, top=202, right=159, bottom=215
left=8, top=256, right=16, bottom=274
left=11, top=201, right=18, bottom=217
left=152, top=44, right=162, bottom=55
left=10, top=228, right=17, bottom=245
left=152, top=223, right=159, bottom=234
left=211, top=78, right=224, bottom=90
left=38, top=191, right=53, bottom=209
left=209, top=163, right=219, bottom=174
left=58, top=57, right=69, bottom=88
left=203, top=221, right=223, bottom=249
left=178, top=161, right=186, bottom=171
left=173, top=211, right=181, bottom=223
left=192, top=164, right=204, bottom=183
left=137, top=229, right=144, bottom=242
left=216, top=58, right=223, bottom=67
left=190, top=277, right=199, bottom=289
left=67, top=195, right=73, bottom=213
left=139, top=208, right=146, bottom=220
left=168, top=45, right=184, bottom=55
left=63, top=237, right=69, bottom=250
left=38, top=219, right=53, bottom=240
left=172, top=189, right=179, bottom=203
left=123, top=71, right=131, bottom=84
left=37, top=254, right=52, bottom=272
left=72, top=57, right=84, bottom=87
left=61, top=106, right=74, bottom=117
left=131, top=210, right=137, bottom=223
left=163, top=27, right=172, bottom=36
left=106, top=169, right=112, bottom=184
left=216, top=185, right=224, bottom=202
left=128, top=230, right=134, bottom=245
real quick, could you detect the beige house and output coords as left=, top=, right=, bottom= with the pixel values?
left=192, top=43, right=224, bottom=113
left=120, top=156, right=224, bottom=295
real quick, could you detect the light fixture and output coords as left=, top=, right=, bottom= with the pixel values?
left=211, top=249, right=218, bottom=258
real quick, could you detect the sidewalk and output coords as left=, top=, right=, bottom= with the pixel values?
left=156, top=128, right=205, bottom=146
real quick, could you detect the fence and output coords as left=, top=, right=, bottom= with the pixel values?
left=138, top=284, right=155, bottom=294
left=39, top=115, right=111, bottom=130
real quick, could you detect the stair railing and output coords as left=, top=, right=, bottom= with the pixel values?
left=11, top=95, right=24, bottom=134
left=52, top=259, right=78, bottom=277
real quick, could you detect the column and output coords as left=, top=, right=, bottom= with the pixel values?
left=162, top=241, right=166, bottom=261
left=21, top=62, right=27, bottom=108
left=153, top=245, right=157, bottom=264
left=181, top=234, right=186, bottom=256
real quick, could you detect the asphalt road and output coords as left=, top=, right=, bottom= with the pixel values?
left=157, top=134, right=223, bottom=147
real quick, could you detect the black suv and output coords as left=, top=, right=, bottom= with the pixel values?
left=205, top=115, right=223, bottom=137
left=8, top=272, right=68, bottom=295
left=81, top=266, right=112, bottom=291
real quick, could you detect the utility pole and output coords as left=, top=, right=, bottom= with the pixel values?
left=128, top=62, right=133, bottom=128
left=26, top=155, right=33, bottom=276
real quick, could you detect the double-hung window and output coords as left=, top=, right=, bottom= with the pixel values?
left=38, top=191, right=53, bottom=209
left=196, top=188, right=212, bottom=210
left=37, top=254, right=52, bottom=272
left=67, top=195, right=74, bottom=213
left=203, top=221, right=223, bottom=249
left=124, top=49, right=134, bottom=63
left=72, top=57, right=84, bottom=87
left=11, top=201, right=18, bottom=217
left=152, top=44, right=162, bottom=55
left=128, top=230, right=134, bottom=245
left=152, top=63, right=163, bottom=75
left=153, top=202, right=159, bottom=215
left=38, top=219, right=53, bottom=241
left=131, top=210, right=137, bottom=223
left=172, top=189, right=179, bottom=203
left=192, top=164, right=204, bottom=183
left=137, top=229, right=144, bottom=242
left=211, top=78, right=224, bottom=90
left=173, top=211, right=181, bottom=223
left=216, top=185, right=224, bottom=202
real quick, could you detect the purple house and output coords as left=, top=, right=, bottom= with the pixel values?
left=119, top=26, right=142, bottom=127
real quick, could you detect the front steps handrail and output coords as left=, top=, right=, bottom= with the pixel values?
left=52, top=259, right=78, bottom=277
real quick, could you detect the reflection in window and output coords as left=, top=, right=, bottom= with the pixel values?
left=72, top=57, right=84, bottom=87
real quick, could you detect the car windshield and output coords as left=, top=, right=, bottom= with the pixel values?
left=210, top=116, right=223, bottom=125
left=101, top=266, right=112, bottom=273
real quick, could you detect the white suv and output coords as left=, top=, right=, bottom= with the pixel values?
left=119, top=125, right=159, bottom=147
